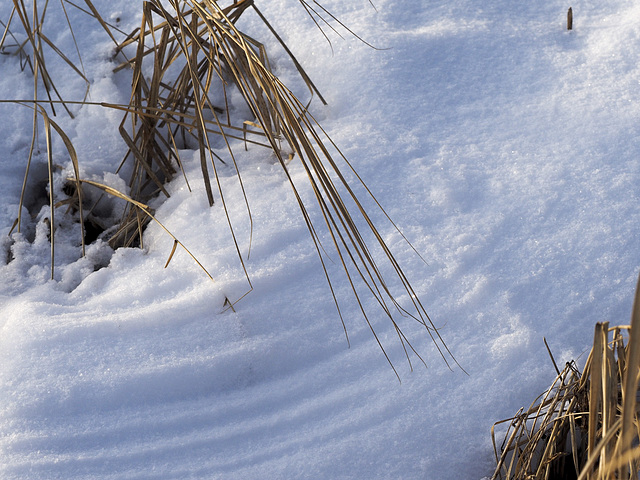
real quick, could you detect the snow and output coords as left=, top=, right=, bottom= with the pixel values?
left=1, top=0, right=639, bottom=478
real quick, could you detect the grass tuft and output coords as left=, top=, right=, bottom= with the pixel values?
left=490, top=273, right=640, bottom=479
left=1, top=0, right=460, bottom=376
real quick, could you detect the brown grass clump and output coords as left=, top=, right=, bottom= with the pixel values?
left=1, top=0, right=461, bottom=377
left=490, top=275, right=640, bottom=480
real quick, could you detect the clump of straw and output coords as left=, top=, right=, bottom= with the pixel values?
left=490, top=274, right=640, bottom=479
left=1, top=0, right=461, bottom=377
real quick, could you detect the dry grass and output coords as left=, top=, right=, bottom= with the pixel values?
left=1, top=0, right=460, bottom=377
left=490, top=274, right=640, bottom=479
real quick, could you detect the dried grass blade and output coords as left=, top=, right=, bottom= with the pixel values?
left=301, top=0, right=381, bottom=50
left=614, top=272, right=640, bottom=478
left=251, top=4, right=326, bottom=105
left=164, top=239, right=178, bottom=268
left=577, top=418, right=623, bottom=480
left=12, top=0, right=76, bottom=117
left=588, top=322, right=606, bottom=459
left=0, top=6, right=17, bottom=51
left=16, top=100, right=40, bottom=234
left=77, top=0, right=122, bottom=45
left=43, top=108, right=55, bottom=280
left=45, top=113, right=85, bottom=256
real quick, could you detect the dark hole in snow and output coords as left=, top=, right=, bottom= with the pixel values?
left=2, top=238, right=14, bottom=265
left=62, top=182, right=75, bottom=198
left=83, top=216, right=105, bottom=245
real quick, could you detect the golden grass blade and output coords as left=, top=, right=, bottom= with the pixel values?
left=614, top=272, right=640, bottom=478
left=544, top=337, right=561, bottom=376
left=588, top=322, right=606, bottom=461
left=596, top=445, right=640, bottom=479
left=43, top=106, right=55, bottom=280
left=300, top=0, right=382, bottom=50
left=601, top=325, right=618, bottom=474
left=297, top=0, right=344, bottom=50
left=18, top=103, right=84, bottom=244
left=58, top=0, right=88, bottom=91
left=20, top=104, right=87, bottom=256
left=0, top=6, right=17, bottom=52
left=251, top=5, right=326, bottom=105
left=576, top=418, right=623, bottom=480
left=11, top=0, right=83, bottom=117
left=37, top=31, right=89, bottom=99
left=16, top=101, right=39, bottom=235
left=75, top=0, right=124, bottom=45
left=568, top=402, right=583, bottom=477
left=164, top=239, right=178, bottom=268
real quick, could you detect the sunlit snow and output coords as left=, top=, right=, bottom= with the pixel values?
left=1, top=0, right=639, bottom=478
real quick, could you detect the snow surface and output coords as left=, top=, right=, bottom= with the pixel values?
left=1, top=0, right=640, bottom=478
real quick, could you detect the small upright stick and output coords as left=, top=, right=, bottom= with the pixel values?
left=567, top=7, right=573, bottom=30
